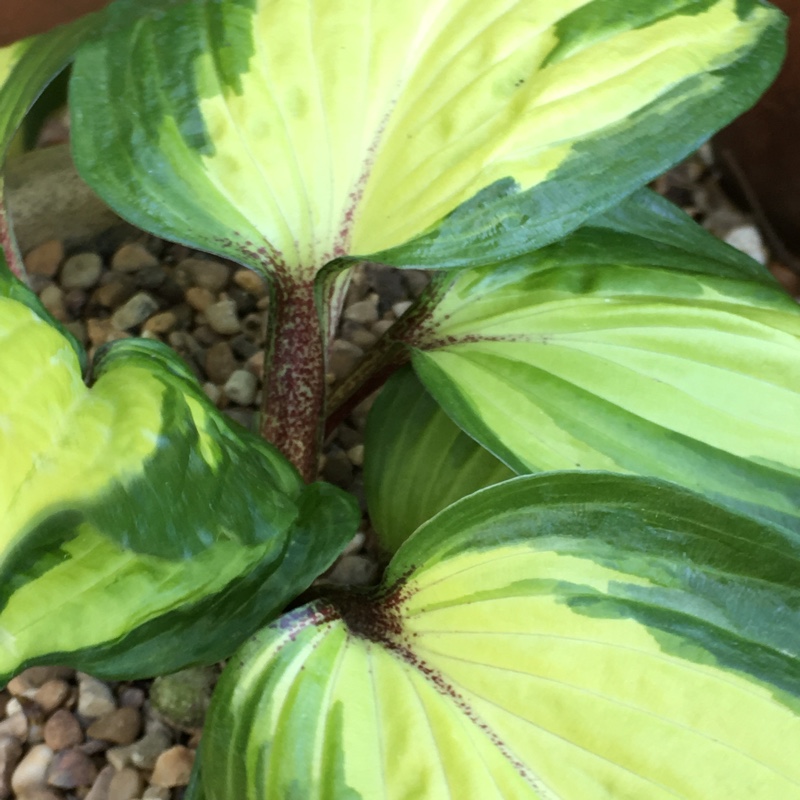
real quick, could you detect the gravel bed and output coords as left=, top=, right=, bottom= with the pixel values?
left=1, top=145, right=798, bottom=799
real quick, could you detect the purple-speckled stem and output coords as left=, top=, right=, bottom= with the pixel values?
left=260, top=276, right=326, bottom=483
left=0, top=195, right=25, bottom=280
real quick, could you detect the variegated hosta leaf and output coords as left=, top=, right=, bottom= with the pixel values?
left=385, top=190, right=800, bottom=534
left=0, top=294, right=358, bottom=683
left=69, top=0, right=784, bottom=278
left=365, top=366, right=513, bottom=552
left=191, top=473, right=800, bottom=800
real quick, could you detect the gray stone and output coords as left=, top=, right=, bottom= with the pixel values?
left=106, top=719, right=172, bottom=772
left=76, top=676, right=116, bottom=720
left=111, top=292, right=159, bottom=331
left=205, top=298, right=241, bottom=335
left=60, top=252, right=103, bottom=290
left=224, top=370, right=258, bottom=406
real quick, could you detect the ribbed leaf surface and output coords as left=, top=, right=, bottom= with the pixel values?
left=69, top=0, right=784, bottom=276
left=389, top=191, right=800, bottom=534
left=193, top=473, right=800, bottom=800
left=0, top=294, right=358, bottom=682
left=365, top=367, right=513, bottom=552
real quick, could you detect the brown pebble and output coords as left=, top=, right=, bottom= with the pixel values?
left=150, top=745, right=195, bottom=788
left=24, top=240, right=64, bottom=277
left=8, top=668, right=74, bottom=695
left=107, top=766, right=144, bottom=800
left=142, top=310, right=178, bottom=335
left=328, top=340, right=364, bottom=382
left=233, top=268, right=268, bottom=298
left=205, top=341, right=239, bottom=384
left=86, top=708, right=141, bottom=746
left=185, top=286, right=215, bottom=312
left=181, top=257, right=231, bottom=292
left=92, top=276, right=136, bottom=309
left=39, top=284, right=68, bottom=322
left=86, top=319, right=116, bottom=347
left=111, top=242, right=159, bottom=273
left=46, top=747, right=97, bottom=789
left=770, top=262, right=800, bottom=295
left=85, top=764, right=114, bottom=800
left=44, top=710, right=83, bottom=751
left=0, top=735, right=23, bottom=799
left=34, top=681, right=72, bottom=716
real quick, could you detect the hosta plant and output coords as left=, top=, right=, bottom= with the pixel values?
left=1, top=1, right=799, bottom=798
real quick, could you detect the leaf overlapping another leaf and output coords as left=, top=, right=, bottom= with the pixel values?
left=0, top=291, right=358, bottom=683
left=385, top=190, right=800, bottom=537
left=192, top=473, right=800, bottom=800
left=67, top=0, right=785, bottom=278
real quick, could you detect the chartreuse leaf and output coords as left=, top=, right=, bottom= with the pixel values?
left=365, top=367, right=513, bottom=552
left=191, top=473, right=800, bottom=800
left=0, top=293, right=358, bottom=683
left=69, top=0, right=784, bottom=277
left=383, top=191, right=800, bottom=534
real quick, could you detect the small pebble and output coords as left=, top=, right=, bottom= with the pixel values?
left=143, top=310, right=178, bottom=335
left=204, top=342, right=238, bottom=384
left=33, top=681, right=71, bottom=716
left=92, top=275, right=136, bottom=308
left=11, top=744, right=53, bottom=795
left=43, top=710, right=83, bottom=751
left=185, top=286, right=215, bottom=312
left=46, top=747, right=98, bottom=789
left=344, top=294, right=379, bottom=324
left=107, top=765, right=144, bottom=800
left=111, top=292, right=159, bottom=331
left=205, top=298, right=241, bottom=335
left=39, top=285, right=67, bottom=322
left=181, top=257, right=230, bottom=292
left=150, top=746, right=195, bottom=788
left=86, top=707, right=141, bottom=746
left=233, top=268, right=268, bottom=298
left=85, top=764, right=114, bottom=800
left=60, top=252, right=103, bottom=290
left=0, top=736, right=23, bottom=799
left=328, top=340, right=364, bottom=382
left=112, top=243, right=159, bottom=273
left=106, top=720, right=172, bottom=772
left=724, top=224, right=768, bottom=264
left=24, top=241, right=63, bottom=277
left=0, top=713, right=28, bottom=741
left=224, top=370, right=258, bottom=406
left=76, top=677, right=116, bottom=720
